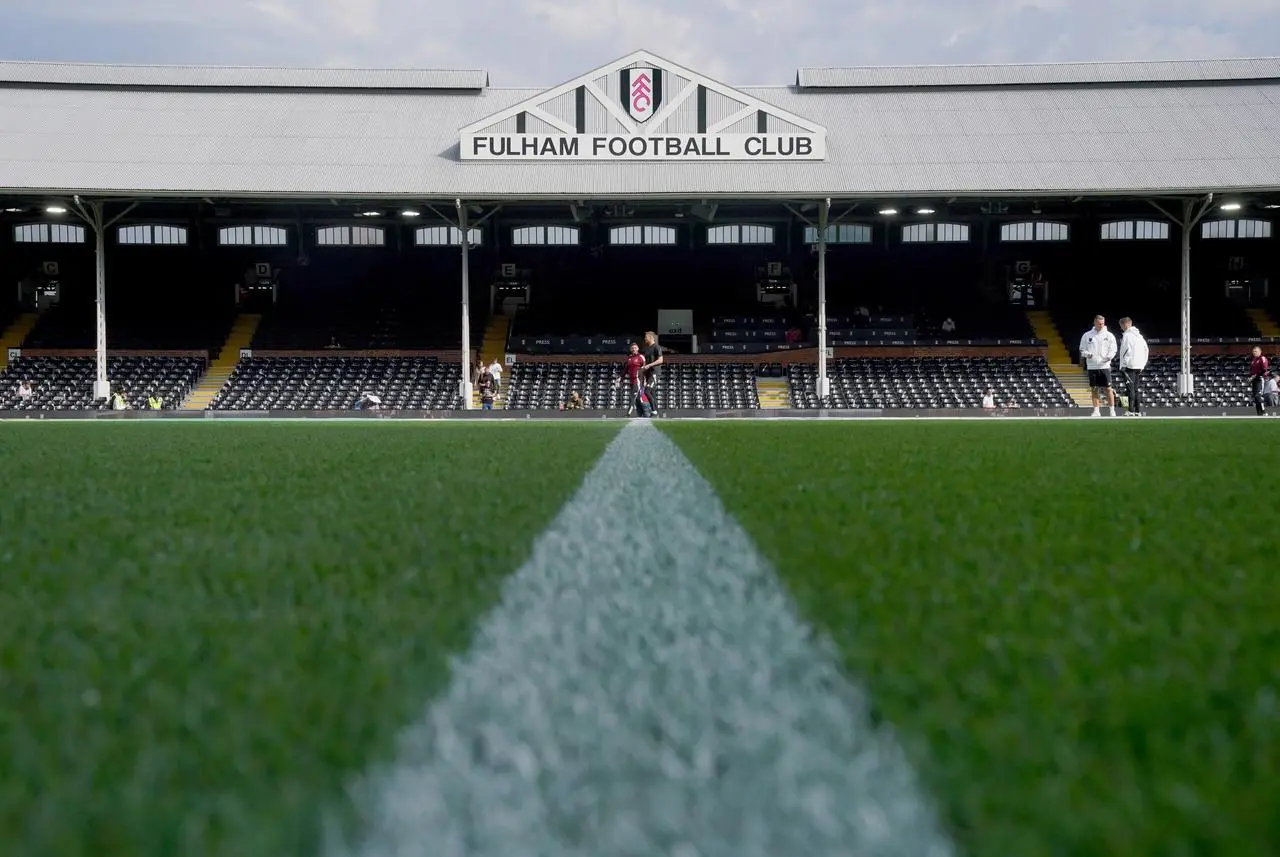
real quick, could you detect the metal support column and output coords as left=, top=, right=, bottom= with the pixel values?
left=91, top=209, right=109, bottom=400
left=69, top=197, right=109, bottom=399
left=69, top=197, right=137, bottom=401
left=816, top=198, right=830, bottom=404
left=1178, top=199, right=1194, bottom=396
left=1149, top=194, right=1213, bottom=398
left=456, top=199, right=473, bottom=409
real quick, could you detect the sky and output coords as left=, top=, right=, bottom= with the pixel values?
left=0, top=0, right=1278, bottom=86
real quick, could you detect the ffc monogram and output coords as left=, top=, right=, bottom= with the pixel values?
left=623, top=67, right=661, bottom=122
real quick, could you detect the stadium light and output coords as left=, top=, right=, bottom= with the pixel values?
left=45, top=205, right=66, bottom=214
left=2, top=207, right=22, bottom=213
left=916, top=207, right=936, bottom=215
left=1264, top=203, right=1280, bottom=210
left=878, top=207, right=899, bottom=216
left=1219, top=202, right=1242, bottom=211
left=358, top=210, right=382, bottom=217
left=400, top=209, right=421, bottom=217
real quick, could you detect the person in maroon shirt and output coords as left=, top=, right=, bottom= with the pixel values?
left=1249, top=346, right=1269, bottom=415
left=618, top=342, right=650, bottom=415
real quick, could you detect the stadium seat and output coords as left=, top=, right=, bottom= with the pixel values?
left=208, top=356, right=462, bottom=410
left=1136, top=354, right=1274, bottom=408
left=505, top=362, right=760, bottom=410
left=0, top=356, right=204, bottom=409
left=788, top=357, right=1073, bottom=409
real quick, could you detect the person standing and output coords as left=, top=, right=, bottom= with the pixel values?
left=487, top=358, right=503, bottom=395
left=477, top=367, right=496, bottom=412
left=640, top=331, right=665, bottom=417
left=1249, top=345, right=1269, bottom=415
left=641, top=331, right=664, bottom=386
left=1264, top=372, right=1279, bottom=410
left=1079, top=315, right=1119, bottom=417
left=1117, top=317, right=1149, bottom=416
left=618, top=342, right=650, bottom=416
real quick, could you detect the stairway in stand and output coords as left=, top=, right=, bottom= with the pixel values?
left=755, top=377, right=791, bottom=410
left=471, top=314, right=512, bottom=409
left=0, top=313, right=39, bottom=372
left=181, top=315, right=262, bottom=410
left=1247, top=308, right=1280, bottom=338
left=1026, top=310, right=1093, bottom=407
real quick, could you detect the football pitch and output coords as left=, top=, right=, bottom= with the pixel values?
left=1, top=419, right=1277, bottom=857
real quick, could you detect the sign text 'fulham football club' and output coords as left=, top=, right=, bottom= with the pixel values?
left=458, top=49, right=827, bottom=163
left=466, top=134, right=821, bottom=161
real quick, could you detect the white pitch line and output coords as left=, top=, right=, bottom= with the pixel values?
left=329, top=420, right=955, bottom=857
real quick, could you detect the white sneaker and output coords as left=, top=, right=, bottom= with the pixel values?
left=1111, top=408, right=1121, bottom=417
left=1090, top=408, right=1101, bottom=417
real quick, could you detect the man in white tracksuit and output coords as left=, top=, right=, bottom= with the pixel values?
left=1117, top=317, right=1149, bottom=416
left=1079, top=314, right=1119, bottom=417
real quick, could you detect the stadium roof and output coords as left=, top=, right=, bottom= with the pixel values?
left=795, top=57, right=1280, bottom=89
left=0, top=60, right=488, bottom=90
left=0, top=50, right=1278, bottom=201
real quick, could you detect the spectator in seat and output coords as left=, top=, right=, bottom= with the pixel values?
left=16, top=380, right=33, bottom=402
left=1264, top=372, right=1279, bottom=410
left=564, top=390, right=584, bottom=410
left=111, top=390, right=127, bottom=410
left=941, top=317, right=956, bottom=334
left=1249, top=346, right=1270, bottom=416
left=785, top=326, right=802, bottom=344
left=147, top=392, right=163, bottom=410
left=981, top=387, right=996, bottom=409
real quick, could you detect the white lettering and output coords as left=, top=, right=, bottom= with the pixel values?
left=459, top=133, right=825, bottom=161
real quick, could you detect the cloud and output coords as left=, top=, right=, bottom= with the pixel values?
left=0, top=0, right=1277, bottom=84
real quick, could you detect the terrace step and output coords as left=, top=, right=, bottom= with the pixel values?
left=0, top=313, right=39, bottom=372
left=471, top=315, right=511, bottom=409
left=1027, top=310, right=1094, bottom=407
left=756, top=377, right=791, bottom=410
left=1248, top=308, right=1280, bottom=338
left=182, top=314, right=261, bottom=410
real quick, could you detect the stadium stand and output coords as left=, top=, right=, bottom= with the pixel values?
left=504, top=362, right=760, bottom=410
left=208, top=356, right=462, bottom=410
left=15, top=254, right=235, bottom=351
left=251, top=277, right=480, bottom=350
left=22, top=303, right=235, bottom=351
left=1051, top=299, right=1255, bottom=347
left=789, top=357, right=1074, bottom=409
left=0, top=299, right=17, bottom=334
left=0, top=355, right=204, bottom=409
left=1136, top=354, right=1275, bottom=409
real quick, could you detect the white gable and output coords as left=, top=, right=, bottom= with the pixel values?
left=459, top=50, right=826, bottom=162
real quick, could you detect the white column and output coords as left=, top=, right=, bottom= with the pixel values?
left=91, top=203, right=110, bottom=401
left=457, top=200, right=474, bottom=409
left=1177, top=199, right=1194, bottom=397
left=816, top=198, right=830, bottom=404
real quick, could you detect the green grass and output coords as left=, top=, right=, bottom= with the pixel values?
left=0, top=422, right=618, bottom=857
left=665, top=421, right=1280, bottom=857
left=6, top=418, right=1279, bottom=856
